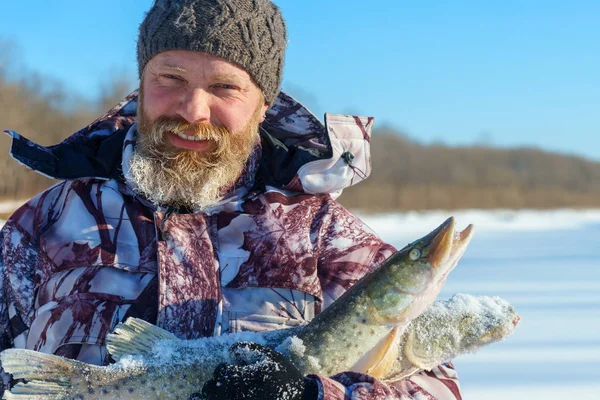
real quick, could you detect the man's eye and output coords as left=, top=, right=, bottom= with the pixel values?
left=214, top=84, right=237, bottom=90
left=162, top=74, right=181, bottom=81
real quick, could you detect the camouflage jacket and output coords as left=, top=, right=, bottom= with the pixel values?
left=0, top=92, right=461, bottom=399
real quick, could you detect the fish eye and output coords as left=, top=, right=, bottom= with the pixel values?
left=409, top=248, right=421, bottom=260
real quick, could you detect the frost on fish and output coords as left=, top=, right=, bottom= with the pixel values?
left=386, top=293, right=521, bottom=381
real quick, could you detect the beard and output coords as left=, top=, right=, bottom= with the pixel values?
left=128, top=93, right=261, bottom=210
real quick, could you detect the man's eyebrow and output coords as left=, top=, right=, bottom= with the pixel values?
left=158, top=63, right=188, bottom=73
left=211, top=74, right=247, bottom=85
left=154, top=64, right=248, bottom=85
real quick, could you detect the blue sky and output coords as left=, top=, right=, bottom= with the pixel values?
left=0, top=0, right=598, bottom=161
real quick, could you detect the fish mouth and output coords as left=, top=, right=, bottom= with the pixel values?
left=426, top=217, right=475, bottom=268
left=512, top=314, right=521, bottom=327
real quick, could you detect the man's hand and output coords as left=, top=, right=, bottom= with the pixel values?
left=196, top=342, right=318, bottom=400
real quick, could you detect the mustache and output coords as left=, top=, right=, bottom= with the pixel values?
left=150, top=116, right=230, bottom=141
left=139, top=115, right=233, bottom=165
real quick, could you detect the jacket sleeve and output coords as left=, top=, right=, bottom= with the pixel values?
left=0, top=226, right=12, bottom=395
left=0, top=196, right=53, bottom=396
left=306, top=363, right=462, bottom=400
left=312, top=197, right=462, bottom=400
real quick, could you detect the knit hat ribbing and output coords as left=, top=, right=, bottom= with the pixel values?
left=137, top=0, right=286, bottom=105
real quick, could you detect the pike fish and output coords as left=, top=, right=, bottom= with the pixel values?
left=1, top=217, right=477, bottom=399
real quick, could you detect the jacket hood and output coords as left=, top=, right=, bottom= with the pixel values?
left=4, top=90, right=374, bottom=198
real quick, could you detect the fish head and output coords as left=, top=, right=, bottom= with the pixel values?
left=366, top=217, right=475, bottom=324
left=419, top=216, right=475, bottom=285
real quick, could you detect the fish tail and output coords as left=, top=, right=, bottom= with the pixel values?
left=1, top=349, right=76, bottom=399
left=4, top=380, right=68, bottom=399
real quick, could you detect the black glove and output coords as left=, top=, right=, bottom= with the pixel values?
left=195, top=342, right=318, bottom=400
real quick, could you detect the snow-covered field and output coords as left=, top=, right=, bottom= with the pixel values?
left=359, top=209, right=600, bottom=399
left=1, top=208, right=599, bottom=399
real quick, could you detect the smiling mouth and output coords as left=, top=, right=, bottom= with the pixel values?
left=170, top=131, right=208, bottom=142
left=166, top=131, right=215, bottom=152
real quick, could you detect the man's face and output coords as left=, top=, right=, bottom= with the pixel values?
left=130, top=50, right=269, bottom=209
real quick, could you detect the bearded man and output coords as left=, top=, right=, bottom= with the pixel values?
left=0, top=1, right=462, bottom=399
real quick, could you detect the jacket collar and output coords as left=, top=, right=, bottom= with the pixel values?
left=4, top=90, right=373, bottom=198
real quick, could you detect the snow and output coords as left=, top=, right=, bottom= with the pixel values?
left=2, top=206, right=599, bottom=399
left=112, top=355, right=147, bottom=370
left=0, top=200, right=26, bottom=215
left=415, top=293, right=518, bottom=357
left=358, top=208, right=600, bottom=234
left=276, top=336, right=305, bottom=359
left=463, top=385, right=600, bottom=400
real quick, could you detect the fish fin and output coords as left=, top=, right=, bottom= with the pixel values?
left=0, top=349, right=75, bottom=399
left=364, top=326, right=402, bottom=379
left=403, top=330, right=439, bottom=370
left=0, top=349, right=78, bottom=382
left=4, top=380, right=69, bottom=399
left=106, top=317, right=177, bottom=361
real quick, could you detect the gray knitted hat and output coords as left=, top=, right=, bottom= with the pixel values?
left=137, top=0, right=286, bottom=105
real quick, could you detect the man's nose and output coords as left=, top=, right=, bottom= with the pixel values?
left=176, top=89, right=211, bottom=124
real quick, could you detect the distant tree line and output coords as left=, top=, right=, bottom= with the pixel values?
left=0, top=40, right=133, bottom=216
left=338, top=129, right=600, bottom=211
left=1, top=40, right=599, bottom=216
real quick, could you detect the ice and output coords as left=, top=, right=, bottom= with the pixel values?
left=462, top=384, right=600, bottom=400
left=359, top=208, right=600, bottom=399
left=357, top=208, right=600, bottom=237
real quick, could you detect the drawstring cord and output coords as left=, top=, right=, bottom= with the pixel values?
left=160, top=207, right=176, bottom=241
left=341, top=150, right=367, bottom=187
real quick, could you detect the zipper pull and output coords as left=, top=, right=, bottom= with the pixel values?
left=160, top=207, right=176, bottom=241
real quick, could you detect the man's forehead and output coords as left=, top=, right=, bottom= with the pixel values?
left=150, top=51, right=251, bottom=82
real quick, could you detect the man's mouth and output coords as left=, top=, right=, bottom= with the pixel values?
left=171, top=131, right=207, bottom=142
left=167, top=131, right=214, bottom=151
